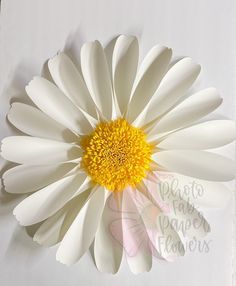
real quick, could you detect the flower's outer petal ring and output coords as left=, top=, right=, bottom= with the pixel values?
left=56, top=186, right=107, bottom=266
left=48, top=52, right=98, bottom=119
left=33, top=190, right=91, bottom=247
left=127, top=45, right=172, bottom=123
left=143, top=58, right=201, bottom=125
left=1, top=136, right=82, bottom=165
left=7, top=102, right=77, bottom=142
left=2, top=163, right=77, bottom=194
left=25, top=76, right=93, bottom=135
left=112, top=35, right=139, bottom=115
left=146, top=88, right=222, bottom=135
left=94, top=194, right=123, bottom=274
left=152, top=150, right=236, bottom=181
left=13, top=172, right=88, bottom=226
left=81, top=41, right=113, bottom=120
left=156, top=120, right=236, bottom=150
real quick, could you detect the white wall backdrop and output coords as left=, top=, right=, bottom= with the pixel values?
left=0, top=0, right=235, bottom=285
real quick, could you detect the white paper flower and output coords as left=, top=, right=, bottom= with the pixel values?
left=1, top=35, right=236, bottom=274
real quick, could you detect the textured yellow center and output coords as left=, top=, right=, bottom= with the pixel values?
left=81, top=118, right=152, bottom=192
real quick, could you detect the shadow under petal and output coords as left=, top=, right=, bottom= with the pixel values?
left=63, top=26, right=87, bottom=75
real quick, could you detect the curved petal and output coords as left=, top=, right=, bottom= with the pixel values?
left=144, top=179, right=210, bottom=238
left=94, top=196, right=123, bottom=274
left=33, top=190, right=91, bottom=247
left=126, top=244, right=152, bottom=274
left=156, top=120, right=236, bottom=149
left=155, top=214, right=185, bottom=259
left=152, top=150, right=236, bottom=181
left=25, top=77, right=92, bottom=135
left=143, top=58, right=201, bottom=125
left=56, top=186, right=107, bottom=265
left=126, top=45, right=172, bottom=123
left=154, top=171, right=232, bottom=209
left=112, top=35, right=139, bottom=115
left=13, top=172, right=87, bottom=226
left=81, top=41, right=113, bottom=120
left=127, top=187, right=184, bottom=259
left=147, top=88, right=222, bottom=135
left=7, top=102, right=77, bottom=142
left=122, top=189, right=152, bottom=273
left=1, top=136, right=81, bottom=164
left=48, top=52, right=97, bottom=119
left=2, top=163, right=77, bottom=194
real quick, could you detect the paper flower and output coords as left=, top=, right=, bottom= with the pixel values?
left=1, top=35, right=236, bottom=274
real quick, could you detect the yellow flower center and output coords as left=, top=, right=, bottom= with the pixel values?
left=81, top=118, right=152, bottom=192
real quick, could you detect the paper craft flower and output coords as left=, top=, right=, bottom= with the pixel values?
left=1, top=35, right=236, bottom=274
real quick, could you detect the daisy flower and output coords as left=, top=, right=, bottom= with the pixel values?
left=1, top=35, right=236, bottom=274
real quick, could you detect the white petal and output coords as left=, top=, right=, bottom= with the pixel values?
left=1, top=136, right=81, bottom=164
left=112, top=35, right=139, bottom=115
left=155, top=172, right=232, bottom=209
left=13, top=173, right=87, bottom=226
left=153, top=150, right=236, bottom=181
left=127, top=46, right=172, bottom=123
left=33, top=190, right=90, bottom=247
left=56, top=186, right=107, bottom=265
left=7, top=102, right=77, bottom=142
left=127, top=187, right=184, bottom=259
left=126, top=244, right=152, bottom=274
left=81, top=41, right=113, bottom=120
left=148, top=88, right=222, bottom=135
left=155, top=214, right=185, bottom=258
left=192, top=181, right=232, bottom=209
left=48, top=52, right=97, bottom=119
left=94, top=196, right=123, bottom=274
left=122, top=189, right=152, bottom=273
left=144, top=177, right=210, bottom=239
left=25, top=77, right=92, bottom=134
left=3, top=163, right=76, bottom=194
left=157, top=120, right=236, bottom=149
left=143, top=58, right=201, bottom=125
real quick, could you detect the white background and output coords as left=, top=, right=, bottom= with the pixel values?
left=0, top=0, right=235, bottom=285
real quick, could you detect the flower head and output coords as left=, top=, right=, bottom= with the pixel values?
left=1, top=35, right=236, bottom=274
left=81, top=118, right=153, bottom=191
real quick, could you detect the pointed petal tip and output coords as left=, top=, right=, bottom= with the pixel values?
left=32, top=234, right=40, bottom=243
left=33, top=234, right=53, bottom=248
left=94, top=40, right=104, bottom=48
left=1, top=172, right=9, bottom=193
left=13, top=203, right=37, bottom=227
left=96, top=265, right=119, bottom=275
left=117, top=34, right=138, bottom=42
left=12, top=207, right=25, bottom=226
left=48, top=51, right=67, bottom=67
left=179, top=56, right=201, bottom=69
left=0, top=139, right=7, bottom=160
left=32, top=234, right=44, bottom=246
left=131, top=266, right=152, bottom=275
left=47, top=54, right=58, bottom=68
left=6, top=106, right=13, bottom=119
left=82, top=40, right=102, bottom=50
left=166, top=47, right=173, bottom=57
left=56, top=251, right=75, bottom=267
left=25, top=76, right=40, bottom=91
